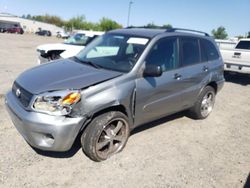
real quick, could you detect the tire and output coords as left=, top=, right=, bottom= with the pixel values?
left=81, top=111, right=130, bottom=162
left=189, top=86, right=216, bottom=119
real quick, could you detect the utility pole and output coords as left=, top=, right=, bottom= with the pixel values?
left=127, top=1, right=133, bottom=27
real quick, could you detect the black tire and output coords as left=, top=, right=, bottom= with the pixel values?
left=81, top=111, right=130, bottom=162
left=189, top=86, right=216, bottom=119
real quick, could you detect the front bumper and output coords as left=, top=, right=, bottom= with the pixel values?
left=5, top=91, right=86, bottom=152
left=37, top=53, right=49, bottom=64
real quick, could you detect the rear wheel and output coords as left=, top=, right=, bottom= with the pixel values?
left=189, top=86, right=216, bottom=119
left=81, top=111, right=130, bottom=162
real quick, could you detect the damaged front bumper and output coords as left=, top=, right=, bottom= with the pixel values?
left=5, top=91, right=86, bottom=152
left=37, top=50, right=49, bottom=64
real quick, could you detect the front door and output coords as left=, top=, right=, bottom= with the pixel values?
left=134, top=37, right=185, bottom=126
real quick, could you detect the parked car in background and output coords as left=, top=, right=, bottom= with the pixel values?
left=219, top=38, right=250, bottom=72
left=35, top=30, right=52, bottom=37
left=36, top=30, right=104, bottom=64
left=56, top=30, right=69, bottom=39
left=0, top=27, right=7, bottom=33
left=6, top=27, right=24, bottom=34
left=5, top=28, right=224, bottom=161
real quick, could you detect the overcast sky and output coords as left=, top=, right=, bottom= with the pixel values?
left=0, top=0, right=249, bottom=37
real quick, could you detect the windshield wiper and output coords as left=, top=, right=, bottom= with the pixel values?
left=73, top=56, right=102, bottom=69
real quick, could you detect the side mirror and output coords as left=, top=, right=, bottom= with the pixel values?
left=143, top=64, right=163, bottom=77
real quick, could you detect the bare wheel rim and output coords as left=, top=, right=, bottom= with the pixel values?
left=95, top=118, right=129, bottom=159
left=200, top=91, right=215, bottom=117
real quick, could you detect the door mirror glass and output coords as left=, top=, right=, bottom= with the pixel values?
left=143, top=64, right=163, bottom=77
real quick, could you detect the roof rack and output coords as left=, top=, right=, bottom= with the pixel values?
left=166, top=28, right=210, bottom=36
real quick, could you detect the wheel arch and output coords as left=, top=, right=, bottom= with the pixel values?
left=80, top=104, right=131, bottom=133
left=206, top=81, right=218, bottom=94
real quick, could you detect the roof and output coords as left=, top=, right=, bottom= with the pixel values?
left=239, top=38, right=250, bottom=41
left=108, top=28, right=166, bottom=38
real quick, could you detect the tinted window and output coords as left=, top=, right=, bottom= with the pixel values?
left=145, top=38, right=178, bottom=72
left=235, top=41, right=250, bottom=50
left=181, top=37, right=200, bottom=66
left=201, top=39, right=219, bottom=61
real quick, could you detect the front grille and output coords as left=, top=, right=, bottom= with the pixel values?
left=12, top=82, right=33, bottom=107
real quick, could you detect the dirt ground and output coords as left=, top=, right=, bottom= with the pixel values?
left=0, top=33, right=249, bottom=188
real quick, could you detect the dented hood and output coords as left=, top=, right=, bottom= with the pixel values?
left=16, top=58, right=122, bottom=94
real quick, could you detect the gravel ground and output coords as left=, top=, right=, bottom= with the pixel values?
left=0, top=33, right=249, bottom=188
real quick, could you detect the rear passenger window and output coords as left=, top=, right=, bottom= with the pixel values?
left=201, top=39, right=219, bottom=61
left=181, top=38, right=200, bottom=66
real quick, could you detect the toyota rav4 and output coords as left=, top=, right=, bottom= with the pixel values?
left=5, top=28, right=224, bottom=161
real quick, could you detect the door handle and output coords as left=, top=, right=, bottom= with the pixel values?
left=174, top=73, right=182, bottom=80
left=203, top=66, right=209, bottom=72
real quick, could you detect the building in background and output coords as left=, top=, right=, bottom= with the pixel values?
left=0, top=13, right=62, bottom=35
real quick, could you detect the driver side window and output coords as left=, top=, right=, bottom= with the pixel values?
left=145, top=38, right=178, bottom=72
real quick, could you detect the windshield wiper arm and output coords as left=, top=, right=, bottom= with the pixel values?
left=73, top=56, right=102, bottom=69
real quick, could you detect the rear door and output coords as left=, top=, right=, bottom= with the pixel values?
left=177, top=37, right=211, bottom=108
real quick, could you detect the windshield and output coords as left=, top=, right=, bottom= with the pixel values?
left=76, top=34, right=149, bottom=72
left=64, top=33, right=97, bottom=46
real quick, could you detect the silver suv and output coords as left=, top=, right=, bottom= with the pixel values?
left=5, top=28, right=224, bottom=161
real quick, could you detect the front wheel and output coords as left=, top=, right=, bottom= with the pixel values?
left=189, top=86, right=216, bottom=119
left=81, top=111, right=130, bottom=162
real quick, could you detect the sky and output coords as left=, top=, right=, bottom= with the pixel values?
left=0, top=0, right=249, bottom=37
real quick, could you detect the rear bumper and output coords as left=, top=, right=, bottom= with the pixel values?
left=5, top=91, right=86, bottom=152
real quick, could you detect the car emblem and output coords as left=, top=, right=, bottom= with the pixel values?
left=16, top=89, right=21, bottom=98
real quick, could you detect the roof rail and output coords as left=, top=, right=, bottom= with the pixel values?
left=166, top=28, right=210, bottom=36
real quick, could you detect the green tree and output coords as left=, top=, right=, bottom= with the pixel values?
left=145, top=22, right=158, bottom=28
left=144, top=23, right=173, bottom=29
left=212, top=26, right=228, bottom=39
left=26, top=14, right=32, bottom=19
left=99, top=17, right=122, bottom=31
left=33, top=15, right=65, bottom=27
left=66, top=15, right=86, bottom=30
left=247, top=31, right=250, bottom=38
left=162, top=24, right=173, bottom=29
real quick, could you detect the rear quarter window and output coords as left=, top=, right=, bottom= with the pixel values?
left=201, top=39, right=219, bottom=61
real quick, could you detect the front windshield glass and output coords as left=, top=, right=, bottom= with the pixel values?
left=64, top=33, right=95, bottom=46
left=76, top=34, right=149, bottom=72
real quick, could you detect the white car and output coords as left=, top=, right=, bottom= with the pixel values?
left=37, top=30, right=104, bottom=64
left=219, top=38, right=250, bottom=72
left=56, top=31, right=69, bottom=39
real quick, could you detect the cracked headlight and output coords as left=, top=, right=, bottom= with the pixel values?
left=32, top=90, right=81, bottom=116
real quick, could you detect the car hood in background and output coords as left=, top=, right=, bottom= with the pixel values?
left=37, top=43, right=85, bottom=58
left=16, top=58, right=122, bottom=94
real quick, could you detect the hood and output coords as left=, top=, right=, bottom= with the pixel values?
left=37, top=43, right=84, bottom=53
left=16, top=58, right=122, bottom=94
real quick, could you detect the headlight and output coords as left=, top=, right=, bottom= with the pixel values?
left=32, top=90, right=81, bottom=116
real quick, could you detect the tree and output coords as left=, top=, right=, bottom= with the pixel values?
left=247, top=31, right=250, bottom=38
left=143, top=23, right=173, bottom=29
left=162, top=24, right=173, bottom=29
left=26, top=14, right=32, bottom=19
left=212, top=26, right=228, bottom=39
left=99, top=18, right=122, bottom=31
left=32, top=14, right=65, bottom=27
